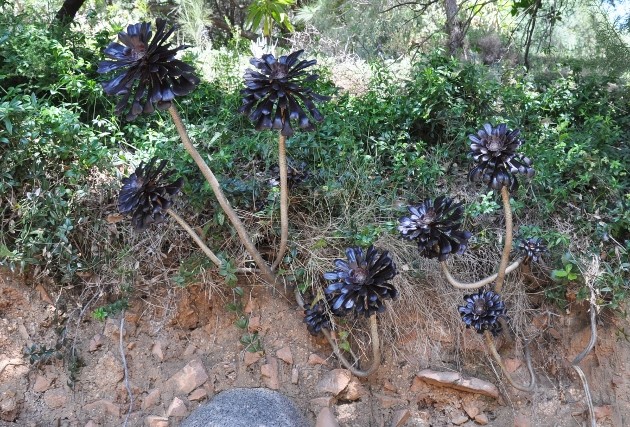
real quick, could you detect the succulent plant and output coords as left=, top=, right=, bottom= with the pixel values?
left=303, top=298, right=333, bottom=335
left=119, top=157, right=183, bottom=230
left=98, top=19, right=200, bottom=121
left=398, top=196, right=472, bottom=261
left=458, top=288, right=506, bottom=335
left=516, top=237, right=547, bottom=264
left=238, top=50, right=330, bottom=136
left=324, top=246, right=398, bottom=317
left=468, top=123, right=534, bottom=192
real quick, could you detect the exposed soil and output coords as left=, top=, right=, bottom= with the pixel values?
left=0, top=267, right=628, bottom=427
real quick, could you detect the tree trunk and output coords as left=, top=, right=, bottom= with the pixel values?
left=444, top=0, right=464, bottom=55
left=54, top=0, right=87, bottom=25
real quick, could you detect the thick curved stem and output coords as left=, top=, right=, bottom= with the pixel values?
left=322, top=315, right=381, bottom=378
left=484, top=331, right=536, bottom=392
left=441, top=258, right=523, bottom=290
left=495, top=186, right=513, bottom=293
left=271, top=133, right=289, bottom=271
left=168, top=105, right=276, bottom=286
left=167, top=209, right=222, bottom=267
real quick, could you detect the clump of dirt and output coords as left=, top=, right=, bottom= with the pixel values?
left=0, top=267, right=628, bottom=426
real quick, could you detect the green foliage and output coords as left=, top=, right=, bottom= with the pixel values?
left=246, top=0, right=295, bottom=37
left=91, top=298, right=130, bottom=321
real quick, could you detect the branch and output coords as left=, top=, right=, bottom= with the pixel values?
left=322, top=315, right=381, bottom=378
left=380, top=0, right=439, bottom=14
left=272, top=133, right=289, bottom=271
left=167, top=209, right=222, bottom=268
left=441, top=258, right=523, bottom=290
left=484, top=331, right=536, bottom=392
left=495, top=186, right=513, bottom=293
left=168, top=105, right=276, bottom=286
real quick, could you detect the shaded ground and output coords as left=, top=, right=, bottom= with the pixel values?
left=0, top=268, right=628, bottom=426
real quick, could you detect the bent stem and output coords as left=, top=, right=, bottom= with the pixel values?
left=571, top=259, right=599, bottom=427
left=484, top=331, right=536, bottom=392
left=167, top=209, right=222, bottom=267
left=271, top=133, right=289, bottom=271
left=441, top=258, right=523, bottom=290
left=322, top=315, right=381, bottom=378
left=168, top=105, right=276, bottom=285
left=495, top=186, right=513, bottom=293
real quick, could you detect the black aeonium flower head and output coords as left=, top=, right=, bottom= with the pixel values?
left=398, top=196, right=472, bottom=261
left=303, top=298, right=333, bottom=336
left=468, top=123, right=534, bottom=192
left=516, top=237, right=547, bottom=264
left=238, top=50, right=331, bottom=136
left=98, top=19, right=200, bottom=121
left=324, top=246, right=398, bottom=317
left=119, top=157, right=183, bottom=230
left=458, top=288, right=506, bottom=336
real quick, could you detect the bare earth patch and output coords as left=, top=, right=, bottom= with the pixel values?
left=0, top=268, right=628, bottom=426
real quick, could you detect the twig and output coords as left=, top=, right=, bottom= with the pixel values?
left=484, top=331, right=536, bottom=392
left=322, top=315, right=381, bottom=378
left=441, top=258, right=523, bottom=289
left=167, top=209, right=222, bottom=267
left=168, top=105, right=276, bottom=286
left=120, top=315, right=133, bottom=427
left=495, top=186, right=513, bottom=293
left=272, top=133, right=289, bottom=271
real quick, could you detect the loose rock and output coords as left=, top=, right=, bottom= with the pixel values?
left=189, top=388, right=207, bottom=402
left=338, top=379, right=366, bottom=401
left=43, top=388, right=68, bottom=410
left=152, top=342, right=164, bottom=361
left=84, top=399, right=120, bottom=417
left=291, top=367, right=299, bottom=385
left=89, top=334, right=104, bottom=352
left=168, top=359, right=209, bottom=394
left=244, top=351, right=262, bottom=367
left=451, top=414, right=469, bottom=425
left=474, top=413, right=489, bottom=425
left=142, top=389, right=161, bottom=411
left=33, top=374, right=54, bottom=393
left=317, top=369, right=351, bottom=395
left=0, top=389, right=20, bottom=422
left=166, top=397, right=187, bottom=417
left=415, top=369, right=499, bottom=398
left=261, top=358, right=280, bottom=390
left=276, top=347, right=293, bottom=365
left=308, top=354, right=327, bottom=366
left=145, top=415, right=169, bottom=427
left=391, top=408, right=411, bottom=427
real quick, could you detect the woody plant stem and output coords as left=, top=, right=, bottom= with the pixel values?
left=168, top=105, right=276, bottom=285
left=272, top=133, right=289, bottom=270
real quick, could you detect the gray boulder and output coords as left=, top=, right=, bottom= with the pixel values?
left=181, top=388, right=310, bottom=427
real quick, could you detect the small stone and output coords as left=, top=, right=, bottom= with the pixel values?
left=391, top=408, right=411, bottom=427
left=84, top=399, right=120, bottom=417
left=183, top=344, right=197, bottom=357
left=451, top=414, right=469, bottom=425
left=339, top=379, right=366, bottom=401
left=547, top=328, right=561, bottom=340
left=89, top=334, right=105, bottom=352
left=188, top=388, right=207, bottom=402
left=243, top=299, right=257, bottom=314
left=0, top=390, right=20, bottom=422
left=166, top=397, right=187, bottom=417
left=145, top=415, right=169, bottom=427
left=276, top=347, right=293, bottom=365
left=308, top=354, right=327, bottom=366
left=244, top=351, right=262, bottom=367
left=317, top=369, right=351, bottom=396
left=376, top=393, right=407, bottom=409
left=248, top=316, right=261, bottom=333
left=43, top=388, right=68, bottom=409
left=316, top=407, right=340, bottom=427
left=33, top=374, right=54, bottom=393
left=152, top=342, right=164, bottom=361
left=142, top=389, right=161, bottom=411
left=463, top=403, right=480, bottom=419
left=594, top=405, right=613, bottom=420
left=415, top=369, right=499, bottom=398
left=383, top=380, right=397, bottom=393
left=35, top=284, right=54, bottom=305
left=168, top=359, right=209, bottom=394
left=291, top=367, right=299, bottom=384
left=474, top=413, right=489, bottom=425
left=84, top=421, right=98, bottom=427
left=504, top=358, right=522, bottom=373
left=261, top=358, right=280, bottom=390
